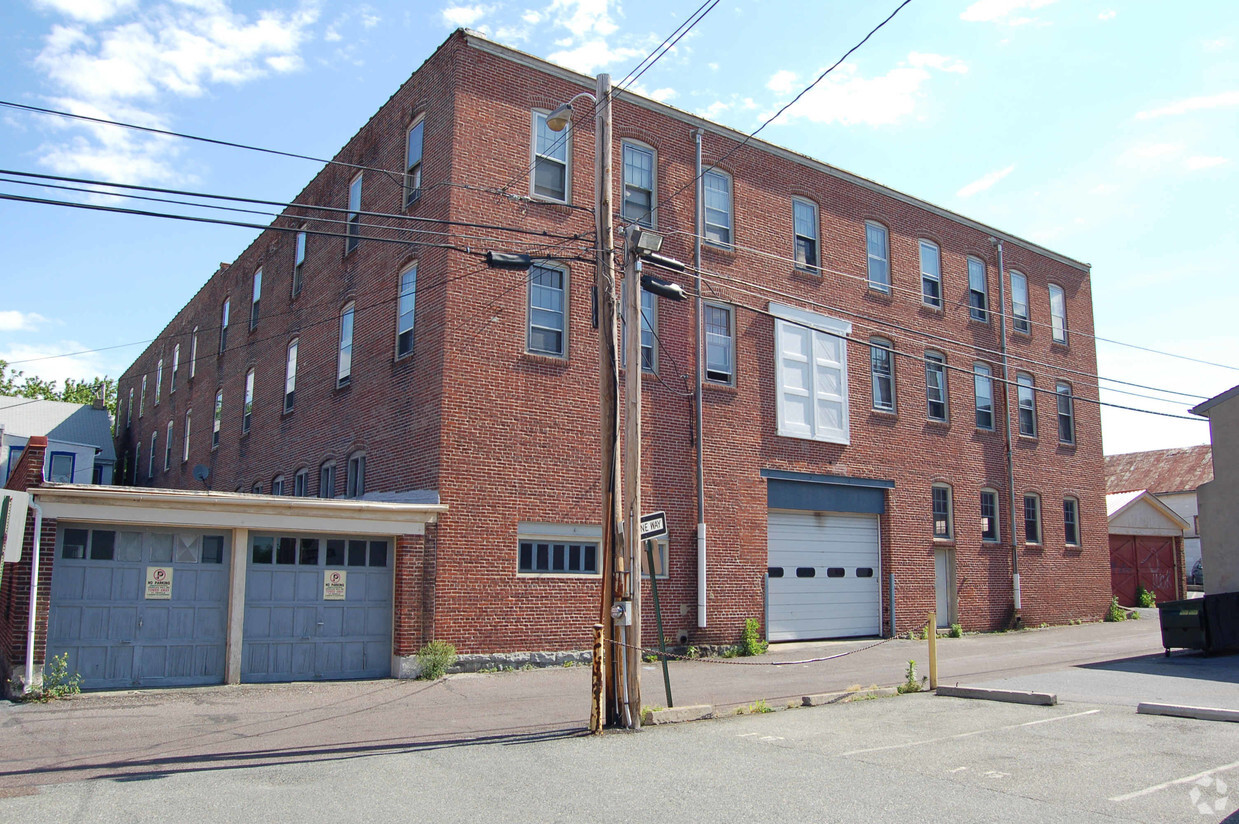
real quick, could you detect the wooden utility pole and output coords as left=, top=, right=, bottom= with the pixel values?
left=592, top=73, right=625, bottom=728
left=623, top=228, right=643, bottom=729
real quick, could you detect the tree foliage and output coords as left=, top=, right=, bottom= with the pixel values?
left=0, top=359, right=118, bottom=424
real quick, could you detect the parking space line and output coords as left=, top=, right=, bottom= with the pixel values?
left=1110, top=760, right=1239, bottom=803
left=840, top=709, right=1100, bottom=756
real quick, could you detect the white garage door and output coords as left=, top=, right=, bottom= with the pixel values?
left=767, top=510, right=880, bottom=641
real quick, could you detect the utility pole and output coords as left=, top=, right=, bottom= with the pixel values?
left=623, top=225, right=643, bottom=729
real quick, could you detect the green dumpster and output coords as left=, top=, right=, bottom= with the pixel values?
left=1157, top=599, right=1207, bottom=655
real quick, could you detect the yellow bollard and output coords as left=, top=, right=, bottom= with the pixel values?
left=927, top=612, right=938, bottom=691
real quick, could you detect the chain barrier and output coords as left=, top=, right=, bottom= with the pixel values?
left=603, top=624, right=928, bottom=667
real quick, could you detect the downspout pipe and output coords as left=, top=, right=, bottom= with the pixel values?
left=25, top=497, right=43, bottom=693
left=991, top=238, right=1022, bottom=621
left=693, top=128, right=707, bottom=629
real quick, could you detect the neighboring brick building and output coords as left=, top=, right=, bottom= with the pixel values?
left=111, top=29, right=1110, bottom=669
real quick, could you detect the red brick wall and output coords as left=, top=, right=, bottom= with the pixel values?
left=0, top=437, right=56, bottom=685
left=116, top=32, right=1111, bottom=656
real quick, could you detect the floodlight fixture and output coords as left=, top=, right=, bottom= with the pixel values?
left=545, top=91, right=598, bottom=132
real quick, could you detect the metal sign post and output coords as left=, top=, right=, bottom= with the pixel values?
left=640, top=511, right=673, bottom=708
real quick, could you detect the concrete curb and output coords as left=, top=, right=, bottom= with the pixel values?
left=936, top=685, right=1057, bottom=705
left=645, top=704, right=713, bottom=725
left=1137, top=702, right=1239, bottom=723
left=803, top=687, right=898, bottom=706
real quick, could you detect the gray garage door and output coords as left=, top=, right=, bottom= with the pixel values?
left=47, top=526, right=229, bottom=690
left=242, top=534, right=393, bottom=682
left=767, top=510, right=881, bottom=641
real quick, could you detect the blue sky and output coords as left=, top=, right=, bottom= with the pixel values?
left=1, top=0, right=1236, bottom=455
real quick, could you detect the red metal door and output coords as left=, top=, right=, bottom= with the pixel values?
left=1110, top=535, right=1138, bottom=607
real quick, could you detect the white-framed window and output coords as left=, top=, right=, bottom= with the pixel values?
left=1010, top=271, right=1030, bottom=333
left=532, top=110, right=569, bottom=203
left=516, top=523, right=601, bottom=576
left=704, top=302, right=734, bottom=385
left=171, top=344, right=180, bottom=393
left=251, top=482, right=262, bottom=495
left=337, top=302, right=355, bottom=386
left=1056, top=381, right=1075, bottom=444
left=272, top=475, right=285, bottom=496
left=932, top=483, right=953, bottom=539
left=622, top=140, right=655, bottom=227
left=1017, top=373, right=1037, bottom=437
left=319, top=462, right=336, bottom=498
left=640, top=536, right=670, bottom=579
left=619, top=284, right=657, bottom=373
left=920, top=240, right=942, bottom=308
left=1049, top=283, right=1067, bottom=344
left=190, top=327, right=198, bottom=377
left=182, top=410, right=191, bottom=463
left=865, top=221, right=890, bottom=293
left=219, top=299, right=230, bottom=354
left=155, top=359, right=163, bottom=404
left=242, top=368, right=254, bottom=434
left=968, top=256, right=988, bottom=322
left=974, top=362, right=994, bottom=430
left=925, top=351, right=948, bottom=422
left=981, top=488, right=1000, bottom=543
left=148, top=432, right=157, bottom=480
left=1024, top=493, right=1042, bottom=545
left=396, top=263, right=417, bottom=358
left=793, top=197, right=818, bottom=271
left=292, top=228, right=306, bottom=297
left=294, top=468, right=308, bottom=497
left=126, top=387, right=133, bottom=427
left=772, top=302, right=851, bottom=445
left=284, top=339, right=298, bottom=413
left=212, top=389, right=222, bottom=449
left=404, top=118, right=424, bottom=207
left=528, top=262, right=567, bottom=357
left=703, top=168, right=733, bottom=247
left=346, top=452, right=365, bottom=498
left=164, top=420, right=173, bottom=470
left=346, top=174, right=362, bottom=253
left=1063, top=496, right=1081, bottom=546
left=250, top=268, right=262, bottom=330
left=140, top=375, right=146, bottom=417
left=49, top=451, right=75, bottom=484
left=870, top=337, right=895, bottom=412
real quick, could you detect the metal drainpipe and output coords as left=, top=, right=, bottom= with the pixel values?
left=693, top=128, right=707, bottom=629
left=25, top=497, right=43, bottom=692
left=992, top=238, right=1022, bottom=619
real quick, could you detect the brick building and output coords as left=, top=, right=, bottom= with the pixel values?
left=110, top=29, right=1109, bottom=674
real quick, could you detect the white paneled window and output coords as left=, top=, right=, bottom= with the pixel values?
left=974, top=363, right=994, bottom=430
left=164, top=420, right=173, bottom=470
left=155, top=359, right=163, bottom=404
left=212, top=390, right=222, bottom=449
left=620, top=279, right=657, bottom=372
left=932, top=483, right=953, bottom=539
left=1024, top=493, right=1042, bottom=544
left=182, top=410, right=191, bottom=463
left=532, top=111, right=569, bottom=202
left=1049, top=283, right=1067, bottom=343
left=284, top=339, right=298, bottom=412
left=171, top=344, right=180, bottom=392
left=920, top=240, right=942, bottom=308
left=622, top=141, right=655, bottom=227
left=346, top=174, right=362, bottom=253
left=190, top=327, right=198, bottom=377
left=405, top=118, right=424, bottom=207
left=396, top=263, right=417, bottom=358
left=704, top=302, right=734, bottom=385
left=793, top=198, right=818, bottom=271
left=1017, top=373, right=1036, bottom=437
left=319, top=462, right=336, bottom=498
left=870, top=337, right=895, bottom=412
left=292, top=228, right=306, bottom=297
left=347, top=453, right=365, bottom=498
left=865, top=222, right=890, bottom=293
left=338, top=302, right=354, bottom=386
left=772, top=303, right=851, bottom=445
left=140, top=375, right=146, bottom=417
left=219, top=299, right=230, bottom=354
left=703, top=169, right=732, bottom=247
left=250, top=268, right=262, bottom=330
left=968, top=256, right=988, bottom=322
left=294, top=469, right=307, bottom=497
left=1064, top=497, right=1081, bottom=546
left=126, top=387, right=133, bottom=427
left=242, top=368, right=254, bottom=434
left=272, top=475, right=285, bottom=496
left=1057, top=382, right=1075, bottom=444
left=148, top=432, right=157, bottom=479
left=925, top=352, right=948, bottom=422
left=1010, top=271, right=1030, bottom=333
left=528, top=263, right=566, bottom=357
left=981, top=488, right=1000, bottom=543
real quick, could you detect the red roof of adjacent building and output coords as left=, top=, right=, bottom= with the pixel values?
left=1104, top=445, right=1214, bottom=494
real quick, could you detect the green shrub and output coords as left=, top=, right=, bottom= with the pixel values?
left=896, top=659, right=926, bottom=694
left=739, top=618, right=768, bottom=657
left=948, top=623, right=963, bottom=638
left=1104, top=597, right=1127, bottom=623
left=22, top=653, right=82, bottom=702
left=417, top=640, right=457, bottom=680
left=1136, top=585, right=1156, bottom=608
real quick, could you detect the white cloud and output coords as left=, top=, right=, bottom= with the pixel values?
left=0, top=342, right=120, bottom=385
left=1098, top=10, right=1116, bottom=21
left=960, top=0, right=1057, bottom=25
left=547, top=39, right=643, bottom=75
left=1135, top=90, right=1239, bottom=120
left=1203, top=37, right=1232, bottom=52
left=440, top=4, right=490, bottom=27
left=547, top=0, right=617, bottom=40
left=628, top=83, right=676, bottom=103
left=766, top=70, right=798, bottom=96
left=32, top=0, right=137, bottom=24
left=1185, top=155, right=1230, bottom=171
left=763, top=52, right=967, bottom=128
left=522, top=9, right=543, bottom=25
left=956, top=164, right=1015, bottom=198
left=0, top=312, right=49, bottom=333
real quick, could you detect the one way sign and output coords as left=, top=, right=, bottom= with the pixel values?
left=639, top=511, right=668, bottom=541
